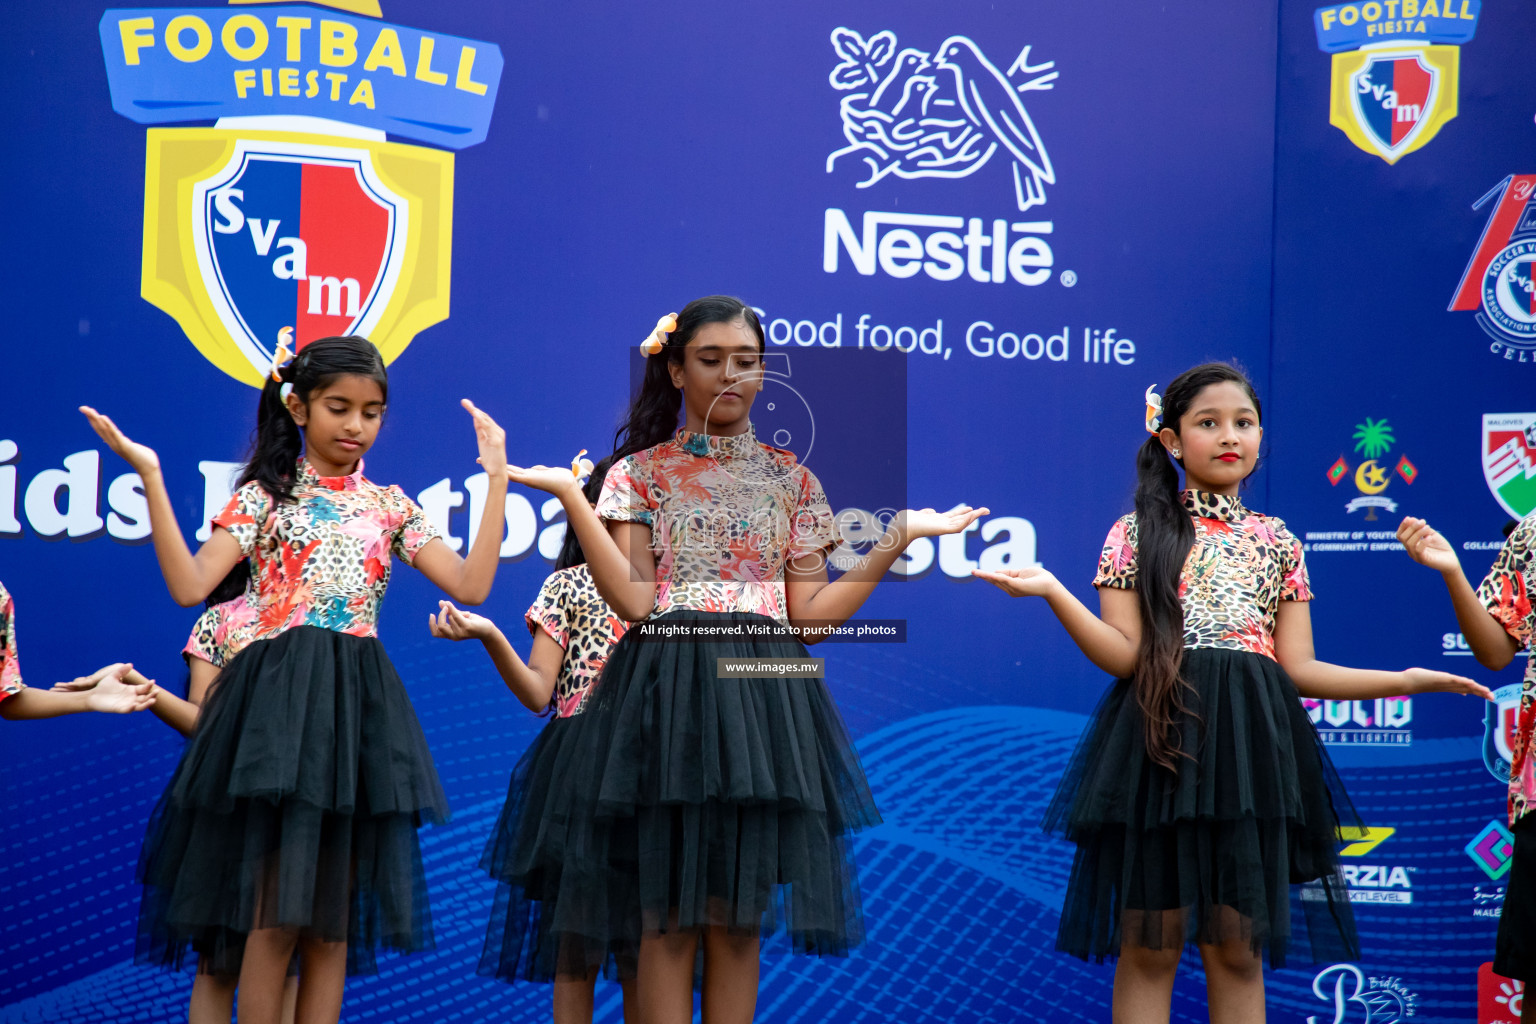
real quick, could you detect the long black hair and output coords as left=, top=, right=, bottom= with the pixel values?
left=1134, top=362, right=1261, bottom=771
left=610, top=296, right=765, bottom=462
left=239, top=336, right=389, bottom=504
left=553, top=456, right=614, bottom=571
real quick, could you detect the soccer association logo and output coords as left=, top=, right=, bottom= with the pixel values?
left=1484, top=682, right=1524, bottom=783
left=1451, top=176, right=1536, bottom=364
left=1482, top=414, right=1536, bottom=519
left=1326, top=417, right=1418, bottom=518
left=1312, top=0, right=1479, bottom=163
left=99, top=2, right=503, bottom=385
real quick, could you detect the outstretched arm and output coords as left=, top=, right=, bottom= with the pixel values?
left=428, top=602, right=564, bottom=712
left=1398, top=517, right=1521, bottom=670
left=502, top=464, right=658, bottom=622
left=3, top=664, right=156, bottom=720
left=973, top=567, right=1142, bottom=678
left=1273, top=599, right=1492, bottom=701
left=786, top=505, right=987, bottom=642
left=81, top=408, right=243, bottom=606
left=412, top=401, right=509, bottom=605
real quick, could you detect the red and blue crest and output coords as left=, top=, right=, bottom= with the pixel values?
left=1349, top=53, right=1435, bottom=156
left=190, top=140, right=409, bottom=371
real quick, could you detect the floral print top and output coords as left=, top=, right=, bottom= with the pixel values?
left=525, top=564, right=628, bottom=717
left=213, top=459, right=440, bottom=642
left=0, top=581, right=21, bottom=701
left=182, top=591, right=261, bottom=669
left=596, top=425, right=840, bottom=623
left=1093, top=490, right=1312, bottom=660
left=1477, top=514, right=1536, bottom=826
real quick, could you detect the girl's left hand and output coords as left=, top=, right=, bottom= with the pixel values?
left=83, top=665, right=157, bottom=714
left=1401, top=667, right=1495, bottom=700
left=51, top=661, right=133, bottom=692
left=80, top=407, right=161, bottom=477
left=896, top=504, right=989, bottom=541
left=429, top=600, right=496, bottom=642
left=461, top=399, right=508, bottom=478
left=971, top=566, right=1061, bottom=598
left=505, top=463, right=585, bottom=498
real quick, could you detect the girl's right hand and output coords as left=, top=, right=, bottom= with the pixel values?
left=1397, top=517, right=1462, bottom=574
left=971, top=566, right=1062, bottom=598
left=429, top=601, right=496, bottom=642
left=83, top=665, right=157, bottom=713
left=506, top=462, right=584, bottom=498
left=80, top=407, right=161, bottom=477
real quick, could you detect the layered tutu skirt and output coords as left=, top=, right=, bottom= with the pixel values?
left=479, top=609, right=881, bottom=982
left=136, top=625, right=449, bottom=977
left=1043, top=647, right=1363, bottom=968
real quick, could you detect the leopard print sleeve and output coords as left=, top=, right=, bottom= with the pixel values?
left=1092, top=514, right=1139, bottom=589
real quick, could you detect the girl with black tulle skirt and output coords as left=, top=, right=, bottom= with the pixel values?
left=83, top=335, right=511, bottom=1024
left=974, top=362, right=1492, bottom=1024
left=499, top=296, right=986, bottom=1024
left=428, top=456, right=641, bottom=1024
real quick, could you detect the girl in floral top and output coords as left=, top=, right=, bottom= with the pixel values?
left=975, top=362, right=1490, bottom=1023
left=429, top=457, right=638, bottom=1024
left=81, top=335, right=511, bottom=1024
left=503, top=296, right=986, bottom=1024
left=1398, top=511, right=1536, bottom=981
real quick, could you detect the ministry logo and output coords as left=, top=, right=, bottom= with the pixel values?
left=825, top=28, right=1056, bottom=212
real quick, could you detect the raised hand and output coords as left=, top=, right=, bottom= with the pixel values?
left=972, top=566, right=1062, bottom=598
left=84, top=664, right=157, bottom=713
left=462, top=399, right=508, bottom=477
left=1401, top=667, right=1494, bottom=700
left=428, top=600, right=496, bottom=642
left=80, top=407, right=161, bottom=477
left=896, top=504, right=990, bottom=541
left=1397, top=516, right=1462, bottom=574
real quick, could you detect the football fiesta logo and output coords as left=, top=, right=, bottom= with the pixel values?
left=822, top=28, right=1060, bottom=287
left=1312, top=0, right=1479, bottom=164
left=1452, top=176, right=1536, bottom=365
left=99, top=2, right=504, bottom=386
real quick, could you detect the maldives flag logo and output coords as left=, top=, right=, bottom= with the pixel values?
left=1483, top=413, right=1536, bottom=519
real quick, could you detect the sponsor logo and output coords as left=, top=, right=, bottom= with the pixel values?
left=1483, top=414, right=1536, bottom=518
left=1484, top=683, right=1523, bottom=783
left=1305, top=697, right=1412, bottom=746
left=99, top=3, right=503, bottom=385
left=823, top=28, right=1060, bottom=286
left=1326, top=417, right=1417, bottom=520
left=1472, top=883, right=1506, bottom=919
left=1339, top=827, right=1414, bottom=905
left=1478, top=963, right=1524, bottom=1024
left=1450, top=175, right=1536, bottom=363
left=1313, top=0, right=1478, bottom=163
left=1309, top=964, right=1418, bottom=1024
left=1466, top=819, right=1517, bottom=880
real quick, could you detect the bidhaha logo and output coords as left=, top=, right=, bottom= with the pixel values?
left=1312, top=0, right=1479, bottom=164
left=1450, top=176, right=1536, bottom=365
left=99, top=2, right=503, bottom=385
left=822, top=27, right=1062, bottom=287
left=1309, top=964, right=1418, bottom=1024
left=1483, top=414, right=1536, bottom=519
left=1305, top=696, right=1412, bottom=746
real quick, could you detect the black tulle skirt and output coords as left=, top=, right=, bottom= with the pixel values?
left=479, top=609, right=881, bottom=983
left=1043, top=647, right=1363, bottom=968
left=136, top=625, right=449, bottom=977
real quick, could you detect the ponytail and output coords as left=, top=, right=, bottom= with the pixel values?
left=611, top=295, right=764, bottom=461
left=238, top=336, right=389, bottom=504
left=1132, top=361, right=1260, bottom=771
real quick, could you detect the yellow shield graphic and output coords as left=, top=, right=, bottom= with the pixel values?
left=141, top=126, right=453, bottom=387
left=1328, top=45, right=1459, bottom=164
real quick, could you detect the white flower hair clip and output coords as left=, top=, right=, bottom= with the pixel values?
left=271, top=327, right=295, bottom=401
left=1144, top=384, right=1163, bottom=435
left=640, top=313, right=678, bottom=356
left=571, top=448, right=595, bottom=484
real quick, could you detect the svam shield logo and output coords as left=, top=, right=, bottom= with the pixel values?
left=143, top=128, right=453, bottom=386
left=1483, top=413, right=1536, bottom=519
left=1329, top=45, right=1458, bottom=164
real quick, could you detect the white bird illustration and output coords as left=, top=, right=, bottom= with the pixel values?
left=932, top=36, right=1055, bottom=211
